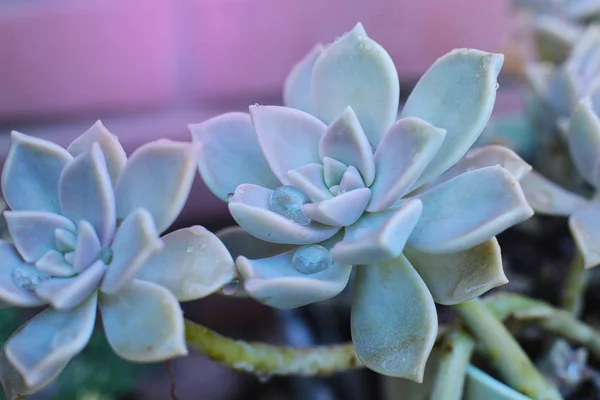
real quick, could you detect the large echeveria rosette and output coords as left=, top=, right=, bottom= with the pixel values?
left=0, top=122, right=236, bottom=398
left=190, top=23, right=534, bottom=381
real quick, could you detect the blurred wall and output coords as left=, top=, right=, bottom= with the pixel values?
left=0, top=0, right=513, bottom=121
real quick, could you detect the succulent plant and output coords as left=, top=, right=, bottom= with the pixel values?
left=0, top=122, right=236, bottom=398
left=190, top=24, right=534, bottom=380
left=522, top=96, right=600, bottom=268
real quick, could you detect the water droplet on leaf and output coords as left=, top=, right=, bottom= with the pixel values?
left=226, top=193, right=234, bottom=202
left=12, top=267, right=49, bottom=291
left=256, top=372, right=273, bottom=383
left=292, top=245, right=332, bottom=274
left=269, top=186, right=311, bottom=225
left=222, top=278, right=240, bottom=295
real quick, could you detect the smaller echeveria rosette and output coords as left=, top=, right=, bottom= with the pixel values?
left=190, top=24, right=534, bottom=381
left=0, top=122, right=236, bottom=398
left=522, top=95, right=600, bottom=269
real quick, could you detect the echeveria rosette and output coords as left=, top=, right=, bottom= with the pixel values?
left=191, top=24, right=534, bottom=381
left=0, top=121, right=236, bottom=398
left=522, top=96, right=600, bottom=269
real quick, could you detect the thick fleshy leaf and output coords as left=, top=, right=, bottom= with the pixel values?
left=464, top=365, right=531, bottom=400
left=250, top=105, right=326, bottom=185
left=319, top=107, right=375, bottom=186
left=4, top=293, right=96, bottom=388
left=1, top=131, right=73, bottom=213
left=569, top=202, right=600, bottom=269
left=302, top=188, right=370, bottom=226
left=114, top=140, right=200, bottom=234
left=100, top=209, right=163, bottom=294
left=67, top=120, right=127, bottom=186
left=408, top=166, right=533, bottom=253
left=36, top=260, right=105, bottom=310
left=420, top=145, right=532, bottom=193
left=567, top=25, right=600, bottom=87
left=520, top=171, right=588, bottom=216
left=404, top=238, right=506, bottom=305
left=0, top=347, right=67, bottom=400
left=4, top=211, right=75, bottom=263
left=59, top=143, right=115, bottom=245
left=216, top=226, right=296, bottom=259
left=99, top=279, right=187, bottom=362
left=54, top=228, right=76, bottom=253
left=351, top=254, right=437, bottom=380
left=524, top=62, right=555, bottom=102
left=236, top=233, right=352, bottom=309
left=72, top=220, right=102, bottom=273
left=137, top=226, right=236, bottom=301
left=311, top=23, right=399, bottom=147
left=568, top=97, right=600, bottom=188
left=331, top=199, right=422, bottom=265
left=283, top=44, right=324, bottom=113
left=287, top=163, right=332, bottom=202
left=35, top=250, right=75, bottom=277
left=323, top=157, right=348, bottom=187
left=228, top=184, right=340, bottom=245
left=401, top=49, right=504, bottom=186
left=190, top=112, right=280, bottom=201
left=338, top=166, right=365, bottom=193
left=368, top=117, right=446, bottom=212
left=533, top=15, right=582, bottom=66
left=0, top=241, right=47, bottom=307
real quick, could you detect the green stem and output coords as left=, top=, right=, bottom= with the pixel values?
left=184, top=319, right=362, bottom=377
left=560, top=251, right=588, bottom=315
left=430, top=330, right=475, bottom=400
left=485, top=292, right=600, bottom=359
left=453, top=298, right=562, bottom=400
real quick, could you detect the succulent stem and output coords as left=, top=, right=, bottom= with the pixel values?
left=453, top=297, right=562, bottom=400
left=184, top=319, right=362, bottom=377
left=560, top=250, right=587, bottom=315
left=485, top=292, right=600, bottom=359
left=430, top=330, right=475, bottom=400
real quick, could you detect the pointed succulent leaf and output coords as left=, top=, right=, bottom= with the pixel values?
left=520, top=171, right=588, bottom=216
left=464, top=365, right=531, bottom=400
left=401, top=49, right=504, bottom=187
left=54, top=228, right=76, bottom=253
left=420, top=145, right=532, bottom=193
left=67, top=120, right=127, bottom=186
left=0, top=348, right=67, bottom=400
left=137, top=226, right=236, bottom=301
left=532, top=15, right=582, bottom=66
left=302, top=188, right=371, bottom=226
left=569, top=202, right=600, bottom=269
left=338, top=166, right=365, bottom=193
left=331, top=199, right=422, bottom=265
left=36, top=260, right=105, bottom=310
left=236, top=233, right=352, bottom=309
left=524, top=62, right=555, bottom=102
left=59, top=143, right=115, bottom=245
left=72, top=220, right=102, bottom=273
left=115, top=140, right=200, bottom=234
left=408, top=166, right=533, bottom=253
left=4, top=211, right=75, bottom=263
left=567, top=25, right=600, bottom=87
left=4, top=293, right=96, bottom=389
left=568, top=97, right=600, bottom=188
left=190, top=112, right=280, bottom=201
left=287, top=163, right=333, bottom=202
left=283, top=44, right=324, bottom=113
left=100, top=209, right=163, bottom=294
left=99, top=279, right=187, bottom=362
left=351, top=255, right=437, bottom=381
left=250, top=105, right=326, bottom=185
left=0, top=242, right=47, bottom=307
left=1, top=131, right=73, bottom=213
left=323, top=157, right=347, bottom=187
left=35, top=250, right=75, bottom=277
left=368, top=117, right=446, bottom=212
left=228, top=184, right=340, bottom=245
left=312, top=23, right=399, bottom=147
left=404, top=238, right=507, bottom=305
left=319, top=107, right=376, bottom=186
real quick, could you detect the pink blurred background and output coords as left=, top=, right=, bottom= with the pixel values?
left=0, top=0, right=517, bottom=222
